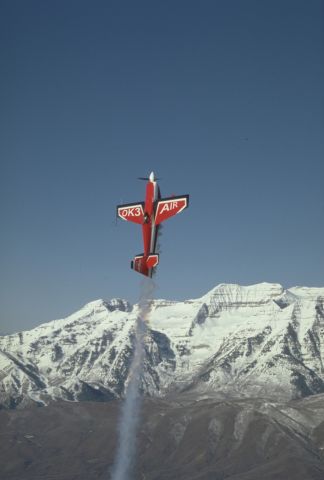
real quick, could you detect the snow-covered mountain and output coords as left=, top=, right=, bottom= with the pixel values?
left=1, top=283, right=324, bottom=409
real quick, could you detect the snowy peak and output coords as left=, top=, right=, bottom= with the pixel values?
left=0, top=282, right=324, bottom=409
left=200, top=282, right=284, bottom=316
left=202, top=282, right=284, bottom=303
left=288, top=286, right=324, bottom=300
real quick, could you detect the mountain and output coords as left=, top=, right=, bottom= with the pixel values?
left=1, top=394, right=324, bottom=479
left=1, top=283, right=324, bottom=409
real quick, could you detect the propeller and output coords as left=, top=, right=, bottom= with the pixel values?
left=137, top=174, right=161, bottom=181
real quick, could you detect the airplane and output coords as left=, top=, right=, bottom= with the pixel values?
left=116, top=171, right=189, bottom=277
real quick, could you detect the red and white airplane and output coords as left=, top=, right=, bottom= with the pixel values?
left=117, top=172, right=189, bottom=277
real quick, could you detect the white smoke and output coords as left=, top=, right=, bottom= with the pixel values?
left=111, top=277, right=155, bottom=480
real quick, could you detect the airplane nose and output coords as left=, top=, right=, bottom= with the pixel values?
left=149, top=171, right=155, bottom=182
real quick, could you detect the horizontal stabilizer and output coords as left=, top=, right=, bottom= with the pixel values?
left=146, top=254, right=159, bottom=268
left=131, top=253, right=159, bottom=277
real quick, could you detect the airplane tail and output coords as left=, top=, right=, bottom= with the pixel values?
left=131, top=253, right=159, bottom=277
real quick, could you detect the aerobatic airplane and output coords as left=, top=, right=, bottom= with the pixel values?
left=117, top=172, right=189, bottom=277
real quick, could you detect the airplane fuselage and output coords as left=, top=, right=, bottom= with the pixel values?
left=142, top=179, right=159, bottom=260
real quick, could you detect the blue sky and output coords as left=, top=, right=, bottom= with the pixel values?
left=1, top=0, right=323, bottom=333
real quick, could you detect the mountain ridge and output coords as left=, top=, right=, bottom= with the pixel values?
left=1, top=282, right=323, bottom=409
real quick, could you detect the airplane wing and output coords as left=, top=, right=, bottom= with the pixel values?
left=154, top=195, right=189, bottom=225
left=117, top=202, right=145, bottom=224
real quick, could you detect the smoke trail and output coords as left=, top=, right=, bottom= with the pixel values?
left=111, top=277, right=155, bottom=480
left=156, top=224, right=163, bottom=254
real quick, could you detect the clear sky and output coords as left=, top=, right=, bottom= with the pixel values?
left=1, top=0, right=323, bottom=334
